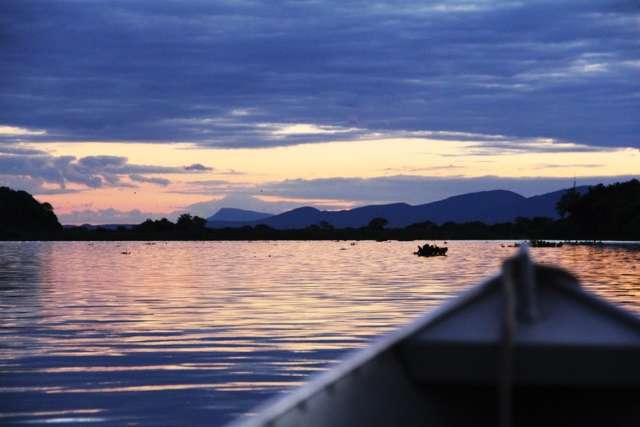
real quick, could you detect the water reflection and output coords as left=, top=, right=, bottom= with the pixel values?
left=0, top=241, right=638, bottom=425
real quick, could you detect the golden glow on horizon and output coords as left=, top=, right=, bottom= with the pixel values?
left=44, top=186, right=210, bottom=214
left=26, top=138, right=640, bottom=214
left=41, top=139, right=638, bottom=179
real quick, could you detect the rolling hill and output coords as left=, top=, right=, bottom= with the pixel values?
left=207, top=208, right=273, bottom=223
left=207, top=187, right=584, bottom=229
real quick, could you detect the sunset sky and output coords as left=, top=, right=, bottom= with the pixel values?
left=1, top=0, right=638, bottom=224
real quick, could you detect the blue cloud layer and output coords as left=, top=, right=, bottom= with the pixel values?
left=0, top=152, right=211, bottom=191
left=2, top=0, right=638, bottom=148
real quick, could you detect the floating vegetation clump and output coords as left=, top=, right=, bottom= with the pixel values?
left=414, top=243, right=448, bottom=257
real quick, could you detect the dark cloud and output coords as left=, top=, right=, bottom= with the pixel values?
left=532, top=163, right=605, bottom=169
left=457, top=139, right=612, bottom=156
left=0, top=152, right=210, bottom=190
left=128, top=174, right=171, bottom=186
left=1, top=0, right=637, bottom=149
left=0, top=145, right=48, bottom=155
left=0, top=175, right=81, bottom=195
left=184, top=163, right=213, bottom=172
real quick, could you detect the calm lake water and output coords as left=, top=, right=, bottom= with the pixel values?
left=1, top=241, right=639, bottom=425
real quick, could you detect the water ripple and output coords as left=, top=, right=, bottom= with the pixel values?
left=0, top=241, right=638, bottom=425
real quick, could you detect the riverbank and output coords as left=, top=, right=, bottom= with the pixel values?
left=3, top=224, right=640, bottom=244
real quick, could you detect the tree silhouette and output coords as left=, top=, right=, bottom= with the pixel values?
left=174, top=213, right=207, bottom=231
left=367, top=217, right=388, bottom=230
left=318, top=220, right=334, bottom=231
left=177, top=213, right=194, bottom=229
left=192, top=216, right=207, bottom=229
left=559, top=179, right=640, bottom=239
left=0, top=187, right=62, bottom=233
left=556, top=187, right=581, bottom=218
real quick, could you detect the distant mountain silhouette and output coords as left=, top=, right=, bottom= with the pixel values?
left=207, top=208, right=273, bottom=224
left=0, top=187, right=62, bottom=234
left=207, top=187, right=587, bottom=229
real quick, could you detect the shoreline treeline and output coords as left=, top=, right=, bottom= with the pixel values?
left=1, top=179, right=638, bottom=241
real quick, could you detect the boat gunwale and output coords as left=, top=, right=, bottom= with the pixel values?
left=542, top=268, right=640, bottom=330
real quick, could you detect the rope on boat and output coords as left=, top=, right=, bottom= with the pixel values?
left=500, top=259, right=516, bottom=427
left=500, top=246, right=537, bottom=427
